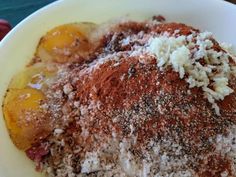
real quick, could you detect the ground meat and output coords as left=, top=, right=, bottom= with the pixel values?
left=26, top=18, right=236, bottom=177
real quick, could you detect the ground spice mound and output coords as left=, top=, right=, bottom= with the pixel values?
left=26, top=19, right=236, bottom=177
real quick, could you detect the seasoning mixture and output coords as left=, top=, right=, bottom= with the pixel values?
left=3, top=16, right=236, bottom=177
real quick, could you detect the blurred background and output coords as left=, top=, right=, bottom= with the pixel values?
left=227, top=0, right=236, bottom=4
left=0, top=0, right=235, bottom=27
left=0, top=0, right=55, bottom=27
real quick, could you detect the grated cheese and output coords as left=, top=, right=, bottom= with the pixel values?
left=170, top=45, right=191, bottom=78
left=81, top=152, right=101, bottom=173
left=147, top=32, right=236, bottom=115
left=53, top=128, right=64, bottom=135
left=214, top=125, right=236, bottom=174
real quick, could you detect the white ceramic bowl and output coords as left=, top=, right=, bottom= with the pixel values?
left=0, top=0, right=236, bottom=176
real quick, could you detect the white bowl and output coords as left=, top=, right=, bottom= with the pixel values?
left=0, top=0, right=236, bottom=176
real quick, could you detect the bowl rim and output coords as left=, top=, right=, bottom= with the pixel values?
left=1, top=0, right=236, bottom=49
left=0, top=0, right=236, bottom=177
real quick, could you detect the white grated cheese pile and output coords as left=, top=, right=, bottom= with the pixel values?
left=147, top=32, right=236, bottom=115
left=72, top=137, right=196, bottom=177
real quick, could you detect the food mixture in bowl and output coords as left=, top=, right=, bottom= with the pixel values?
left=2, top=16, right=236, bottom=177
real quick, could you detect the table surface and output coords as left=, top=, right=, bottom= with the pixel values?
left=0, top=0, right=55, bottom=27
left=0, top=0, right=235, bottom=27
